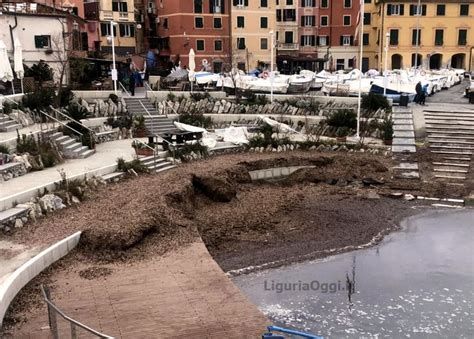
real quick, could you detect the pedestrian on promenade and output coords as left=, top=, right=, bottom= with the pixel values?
left=129, top=72, right=136, bottom=96
left=415, top=81, right=422, bottom=104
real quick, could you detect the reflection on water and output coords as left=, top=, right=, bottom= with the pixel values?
left=233, top=209, right=474, bottom=338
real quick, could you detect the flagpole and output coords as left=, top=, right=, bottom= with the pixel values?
left=356, top=1, right=364, bottom=140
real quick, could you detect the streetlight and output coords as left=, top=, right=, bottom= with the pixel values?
left=414, top=0, right=421, bottom=74
left=269, top=30, right=275, bottom=103
left=384, top=32, right=390, bottom=97
left=108, top=21, right=118, bottom=94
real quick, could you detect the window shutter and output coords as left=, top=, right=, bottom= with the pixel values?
left=119, top=24, right=125, bottom=37
left=340, top=35, right=344, bottom=46
left=350, top=36, right=354, bottom=45
left=311, top=36, right=315, bottom=46
left=316, top=36, right=320, bottom=46
left=387, top=4, right=392, bottom=16
left=221, top=0, right=225, bottom=13
left=130, top=25, right=135, bottom=37
left=301, top=16, right=304, bottom=26
left=422, top=5, right=426, bottom=16
left=400, top=5, right=404, bottom=15
left=244, top=0, right=249, bottom=6
left=312, top=16, right=315, bottom=26
left=210, top=0, right=214, bottom=13
left=34, top=36, right=43, bottom=48
left=301, top=35, right=304, bottom=45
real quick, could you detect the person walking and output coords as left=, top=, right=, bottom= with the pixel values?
left=129, top=72, right=136, bottom=96
left=414, top=81, right=422, bottom=104
left=420, top=83, right=429, bottom=105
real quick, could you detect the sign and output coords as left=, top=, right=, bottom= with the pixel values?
left=111, top=69, right=118, bottom=81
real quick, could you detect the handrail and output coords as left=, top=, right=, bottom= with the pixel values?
left=39, top=110, right=83, bottom=136
left=49, top=106, right=96, bottom=135
left=119, top=81, right=131, bottom=97
left=138, top=100, right=152, bottom=117
left=0, top=95, right=20, bottom=107
left=144, top=82, right=167, bottom=118
left=132, top=138, right=155, bottom=152
left=41, top=285, right=114, bottom=339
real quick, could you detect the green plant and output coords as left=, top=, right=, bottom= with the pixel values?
left=248, top=134, right=267, bottom=148
left=361, top=92, right=390, bottom=112
left=2, top=102, right=13, bottom=114
left=22, top=88, right=55, bottom=111
left=173, top=143, right=208, bottom=161
left=190, top=92, right=211, bottom=101
left=0, top=144, right=10, bottom=154
left=133, top=115, right=146, bottom=129
left=66, top=103, right=89, bottom=121
left=167, top=92, right=177, bottom=101
left=16, top=132, right=60, bottom=168
left=106, top=115, right=133, bottom=129
left=116, top=157, right=150, bottom=173
left=261, top=123, right=273, bottom=145
left=16, top=133, right=38, bottom=154
left=327, top=109, right=357, bottom=129
left=336, top=127, right=349, bottom=137
left=379, top=118, right=394, bottom=140
left=108, top=93, right=119, bottom=104
left=179, top=111, right=212, bottom=128
left=58, top=87, right=74, bottom=107
left=24, top=62, right=54, bottom=83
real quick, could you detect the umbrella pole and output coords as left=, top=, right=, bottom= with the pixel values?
left=11, top=81, right=15, bottom=95
left=21, top=78, right=24, bottom=93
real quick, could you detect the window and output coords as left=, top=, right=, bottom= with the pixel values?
left=112, top=1, right=128, bottom=13
left=119, top=24, right=135, bottom=37
left=301, top=35, right=316, bottom=46
left=436, top=4, right=445, bottom=16
left=320, top=16, right=328, bottom=26
left=435, top=29, right=443, bottom=46
left=348, top=58, right=354, bottom=69
left=387, top=4, right=404, bottom=16
left=336, top=59, right=345, bottom=70
left=460, top=4, right=469, bottom=16
left=211, top=0, right=223, bottom=13
left=344, top=0, right=351, bottom=8
left=214, top=17, right=222, bottom=28
left=287, top=0, right=293, bottom=5
left=321, top=0, right=328, bottom=9
left=261, top=17, right=268, bottom=28
left=284, top=31, right=293, bottom=43
left=34, top=35, right=51, bottom=48
left=100, top=23, right=116, bottom=36
left=343, top=15, right=351, bottom=26
left=364, top=0, right=371, bottom=3
left=261, top=38, right=268, bottom=49
left=409, top=4, right=426, bottom=16
left=214, top=40, right=222, bottom=51
left=318, top=35, right=328, bottom=46
left=283, top=9, right=296, bottom=21
left=363, top=33, right=369, bottom=46
left=389, top=29, right=399, bottom=45
left=237, top=16, right=245, bottom=28
left=302, top=0, right=315, bottom=7
left=341, top=35, right=352, bottom=46
left=194, top=0, right=202, bottom=13
left=237, top=37, right=246, bottom=49
left=458, top=29, right=467, bottom=46
left=363, top=13, right=371, bottom=25
left=237, top=62, right=246, bottom=71
left=195, top=17, right=204, bottom=28
left=260, top=0, right=268, bottom=7
left=196, top=39, right=205, bottom=51
left=302, top=16, right=315, bottom=27
left=233, top=0, right=247, bottom=6
left=412, top=29, right=421, bottom=46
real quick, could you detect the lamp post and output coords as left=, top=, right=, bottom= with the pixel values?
left=269, top=30, right=275, bottom=103
left=110, top=21, right=118, bottom=94
left=384, top=32, right=390, bottom=97
left=414, top=0, right=421, bottom=73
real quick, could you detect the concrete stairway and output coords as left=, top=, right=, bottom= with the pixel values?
left=391, top=107, right=420, bottom=180
left=138, top=155, right=176, bottom=173
left=424, top=109, right=473, bottom=182
left=0, top=114, right=22, bottom=132
left=124, top=97, right=178, bottom=136
left=49, top=132, right=95, bottom=159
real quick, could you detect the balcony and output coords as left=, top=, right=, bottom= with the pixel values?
left=278, top=43, right=299, bottom=51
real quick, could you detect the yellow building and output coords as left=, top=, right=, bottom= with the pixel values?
left=99, top=0, right=136, bottom=55
left=364, top=1, right=474, bottom=71
left=231, top=0, right=276, bottom=71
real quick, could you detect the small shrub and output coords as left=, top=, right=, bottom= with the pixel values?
left=22, top=88, right=55, bottom=111
left=173, top=143, right=208, bottom=161
left=106, top=115, right=133, bottom=129
left=116, top=157, right=150, bottom=173
left=248, top=134, right=267, bottom=148
left=24, top=62, right=54, bottom=83
left=179, top=111, right=212, bottom=129
left=327, top=109, right=357, bottom=129
left=16, top=133, right=38, bottom=154
left=108, top=93, right=119, bottom=104
left=2, top=102, right=13, bottom=114
left=361, top=92, right=390, bottom=112
left=379, top=118, right=394, bottom=140
left=133, top=115, right=146, bottom=129
left=0, top=144, right=10, bottom=154
left=167, top=92, right=177, bottom=101
left=190, top=92, right=211, bottom=101
left=58, top=87, right=74, bottom=107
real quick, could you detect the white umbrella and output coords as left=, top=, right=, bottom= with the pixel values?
left=14, top=38, right=24, bottom=93
left=188, top=48, right=196, bottom=93
left=0, top=40, right=14, bottom=94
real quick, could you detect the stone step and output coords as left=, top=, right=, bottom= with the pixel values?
left=424, top=109, right=474, bottom=115
left=392, top=119, right=413, bottom=125
left=434, top=175, right=466, bottom=180
left=393, top=131, right=415, bottom=138
left=441, top=156, right=471, bottom=162
left=393, top=125, right=414, bottom=131
left=149, top=161, right=174, bottom=171
left=433, top=168, right=469, bottom=174
left=393, top=171, right=420, bottom=179
left=426, top=124, right=474, bottom=131
left=428, top=135, right=474, bottom=140
left=0, top=121, right=22, bottom=132
left=155, top=165, right=176, bottom=173
left=393, top=163, right=419, bottom=170
left=433, top=162, right=470, bottom=168
left=392, top=138, right=415, bottom=145
left=141, top=158, right=166, bottom=166
left=428, top=138, right=474, bottom=145
left=64, top=142, right=83, bottom=151
left=59, top=139, right=76, bottom=147
left=425, top=115, right=474, bottom=121
left=392, top=145, right=416, bottom=153
left=55, top=135, right=71, bottom=144
left=0, top=206, right=28, bottom=224
left=426, top=129, right=474, bottom=136
left=425, top=119, right=474, bottom=126
left=432, top=150, right=473, bottom=155
left=429, top=145, right=474, bottom=150
left=101, top=172, right=125, bottom=182
left=77, top=149, right=95, bottom=158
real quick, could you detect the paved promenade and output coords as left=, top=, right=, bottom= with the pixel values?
left=0, top=139, right=137, bottom=209
left=10, top=241, right=269, bottom=338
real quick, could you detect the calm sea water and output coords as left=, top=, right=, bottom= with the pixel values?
left=233, top=209, right=474, bottom=338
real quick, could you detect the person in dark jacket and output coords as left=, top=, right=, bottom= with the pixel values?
left=129, top=72, right=136, bottom=96
left=414, top=81, right=422, bottom=104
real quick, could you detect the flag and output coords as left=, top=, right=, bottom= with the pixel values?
left=354, top=0, right=365, bottom=42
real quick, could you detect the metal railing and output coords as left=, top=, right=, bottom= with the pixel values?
left=144, top=82, right=166, bottom=117
left=119, top=82, right=131, bottom=97
left=39, top=110, right=83, bottom=137
left=139, top=100, right=152, bottom=117
left=41, top=285, right=114, bottom=339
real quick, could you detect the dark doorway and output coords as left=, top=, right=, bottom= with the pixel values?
left=451, top=53, right=465, bottom=69
left=391, top=54, right=403, bottom=70
left=429, top=54, right=442, bottom=69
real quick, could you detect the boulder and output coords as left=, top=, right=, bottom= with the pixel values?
left=27, top=154, right=44, bottom=171
left=192, top=175, right=237, bottom=202
left=39, top=194, right=66, bottom=213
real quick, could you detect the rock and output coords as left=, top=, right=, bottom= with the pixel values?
left=28, top=154, right=44, bottom=171
left=331, top=145, right=339, bottom=151
left=192, top=175, right=237, bottom=202
left=39, top=194, right=66, bottom=213
left=316, top=145, right=326, bottom=152
left=362, top=177, right=384, bottom=186
left=72, top=196, right=81, bottom=204
left=403, top=194, right=416, bottom=201
left=366, top=191, right=381, bottom=199
left=339, top=145, right=349, bottom=152
left=14, top=218, right=23, bottom=228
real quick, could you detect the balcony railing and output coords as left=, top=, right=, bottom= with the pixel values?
left=278, top=43, right=299, bottom=50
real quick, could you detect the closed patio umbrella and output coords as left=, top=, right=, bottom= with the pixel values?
left=14, top=38, right=24, bottom=93
left=0, top=40, right=14, bottom=94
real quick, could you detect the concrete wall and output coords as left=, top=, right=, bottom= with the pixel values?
left=249, top=166, right=315, bottom=181
left=72, top=90, right=119, bottom=100
left=146, top=91, right=228, bottom=101
left=0, top=231, right=81, bottom=327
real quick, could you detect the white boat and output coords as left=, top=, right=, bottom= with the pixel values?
left=287, top=74, right=313, bottom=93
